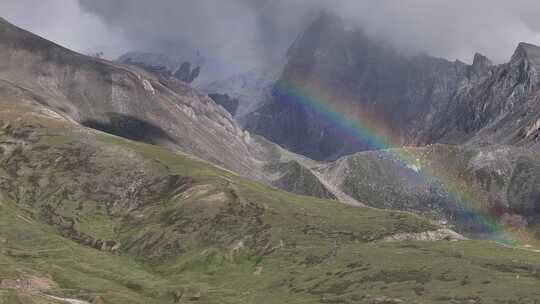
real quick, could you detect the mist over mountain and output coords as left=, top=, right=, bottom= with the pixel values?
left=0, top=0, right=128, bottom=58
left=4, top=1, right=540, bottom=82
left=246, top=13, right=540, bottom=160
left=76, top=0, right=540, bottom=74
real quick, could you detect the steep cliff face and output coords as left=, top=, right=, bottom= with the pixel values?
left=419, top=42, right=540, bottom=147
left=247, top=13, right=540, bottom=160
left=208, top=93, right=240, bottom=116
left=247, top=13, right=470, bottom=160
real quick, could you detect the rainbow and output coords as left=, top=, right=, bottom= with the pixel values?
left=275, top=79, right=536, bottom=247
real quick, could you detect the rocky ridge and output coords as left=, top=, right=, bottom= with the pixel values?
left=117, top=51, right=202, bottom=83
left=246, top=13, right=540, bottom=160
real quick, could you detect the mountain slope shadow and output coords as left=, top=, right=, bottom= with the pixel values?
left=82, top=113, right=175, bottom=145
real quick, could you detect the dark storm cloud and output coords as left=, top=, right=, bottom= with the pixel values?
left=4, top=1, right=540, bottom=81
left=0, top=0, right=128, bottom=58
left=77, top=0, right=540, bottom=70
left=337, top=0, right=540, bottom=63
left=77, top=0, right=322, bottom=78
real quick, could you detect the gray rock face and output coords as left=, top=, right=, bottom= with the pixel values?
left=247, top=13, right=540, bottom=160
left=427, top=42, right=540, bottom=148
left=117, top=52, right=201, bottom=84
left=173, top=62, right=200, bottom=84
left=208, top=93, right=239, bottom=116
left=247, top=13, right=468, bottom=159
left=470, top=53, right=493, bottom=76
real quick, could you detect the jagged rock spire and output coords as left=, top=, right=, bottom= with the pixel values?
left=469, top=52, right=493, bottom=77
left=472, top=53, right=493, bottom=68
left=511, top=42, right=540, bottom=65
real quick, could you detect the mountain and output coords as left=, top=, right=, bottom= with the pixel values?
left=5, top=16, right=540, bottom=304
left=224, top=12, right=540, bottom=240
left=247, top=13, right=540, bottom=160
left=315, top=144, right=540, bottom=236
left=117, top=52, right=201, bottom=84
left=446, top=42, right=540, bottom=147
left=10, top=18, right=355, bottom=204
left=0, top=17, right=305, bottom=190
left=0, top=18, right=260, bottom=176
left=2, top=13, right=539, bottom=241
left=202, top=67, right=279, bottom=127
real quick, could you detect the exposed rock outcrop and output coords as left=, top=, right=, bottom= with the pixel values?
left=173, top=61, right=200, bottom=83
left=208, top=93, right=239, bottom=116
left=383, top=229, right=466, bottom=242
left=117, top=52, right=201, bottom=83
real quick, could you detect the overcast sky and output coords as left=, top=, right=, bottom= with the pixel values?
left=2, top=0, right=540, bottom=81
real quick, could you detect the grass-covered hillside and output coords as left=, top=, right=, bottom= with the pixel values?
left=1, top=88, right=540, bottom=304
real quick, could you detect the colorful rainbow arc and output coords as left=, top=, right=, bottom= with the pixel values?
left=275, top=80, right=535, bottom=247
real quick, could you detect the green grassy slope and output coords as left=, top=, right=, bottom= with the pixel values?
left=1, top=104, right=540, bottom=303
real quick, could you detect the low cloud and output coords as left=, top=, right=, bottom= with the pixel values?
left=4, top=0, right=540, bottom=81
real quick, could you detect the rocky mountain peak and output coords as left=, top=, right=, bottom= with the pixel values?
left=468, top=52, right=493, bottom=77
left=250, top=13, right=474, bottom=160
left=472, top=52, right=493, bottom=68
left=507, top=42, right=540, bottom=93
left=511, top=42, right=540, bottom=66
left=247, top=12, right=540, bottom=160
